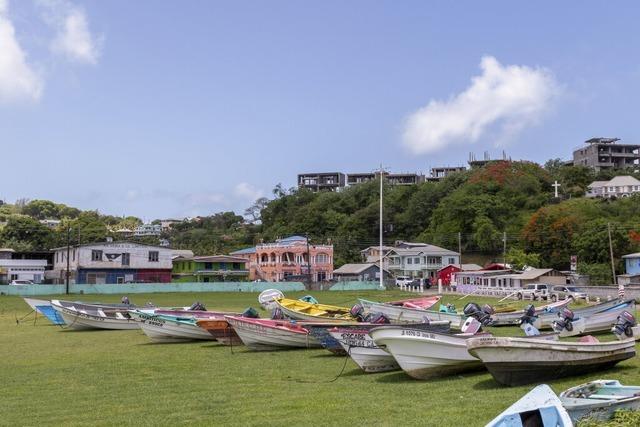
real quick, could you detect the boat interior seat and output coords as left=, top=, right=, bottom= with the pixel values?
left=578, top=335, right=599, bottom=343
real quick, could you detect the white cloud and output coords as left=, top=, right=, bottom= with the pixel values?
left=234, top=182, right=264, bottom=201
left=402, top=56, right=560, bottom=154
left=40, top=0, right=101, bottom=64
left=0, top=0, right=43, bottom=103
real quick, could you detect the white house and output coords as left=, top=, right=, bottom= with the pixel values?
left=586, top=176, right=640, bottom=198
left=134, top=223, right=162, bottom=237
left=0, top=259, right=47, bottom=284
left=52, top=241, right=173, bottom=284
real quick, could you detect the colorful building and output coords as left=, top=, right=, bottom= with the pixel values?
left=52, top=242, right=173, bottom=284
left=172, top=255, right=249, bottom=282
left=436, top=263, right=483, bottom=285
left=231, top=235, right=334, bottom=282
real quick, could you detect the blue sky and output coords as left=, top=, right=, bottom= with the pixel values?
left=2, top=1, right=640, bottom=219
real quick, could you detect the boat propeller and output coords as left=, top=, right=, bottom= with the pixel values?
left=463, top=302, right=495, bottom=326
left=552, top=308, right=575, bottom=332
left=612, top=311, right=637, bottom=339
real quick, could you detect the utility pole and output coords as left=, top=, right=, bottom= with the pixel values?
left=502, top=231, right=507, bottom=267
left=379, top=164, right=385, bottom=290
left=607, top=222, right=616, bottom=285
left=305, top=233, right=311, bottom=283
left=66, top=226, right=71, bottom=294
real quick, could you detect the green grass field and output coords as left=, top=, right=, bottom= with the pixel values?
left=1, top=291, right=639, bottom=426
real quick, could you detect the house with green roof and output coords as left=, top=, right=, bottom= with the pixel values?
left=172, top=255, right=249, bottom=282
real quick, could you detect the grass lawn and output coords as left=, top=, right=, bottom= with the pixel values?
left=1, top=291, right=639, bottom=426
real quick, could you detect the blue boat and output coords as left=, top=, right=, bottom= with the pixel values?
left=23, top=298, right=65, bottom=325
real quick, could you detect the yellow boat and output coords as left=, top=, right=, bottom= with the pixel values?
left=274, top=298, right=355, bottom=322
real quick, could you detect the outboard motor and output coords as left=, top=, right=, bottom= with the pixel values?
left=271, top=307, right=284, bottom=320
left=463, top=302, right=494, bottom=327
left=612, top=311, right=636, bottom=339
left=350, top=303, right=366, bottom=321
left=121, top=296, right=130, bottom=305
left=439, top=303, right=456, bottom=313
left=365, top=312, right=390, bottom=324
left=189, top=301, right=207, bottom=311
left=519, top=304, right=537, bottom=325
left=553, top=308, right=575, bottom=332
left=241, top=307, right=259, bottom=319
left=299, top=295, right=319, bottom=304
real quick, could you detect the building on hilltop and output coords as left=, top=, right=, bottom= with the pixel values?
left=573, top=137, right=640, bottom=171
left=426, top=166, right=467, bottom=182
left=51, top=241, right=173, bottom=284
left=230, top=235, right=334, bottom=282
left=586, top=176, right=640, bottom=198
left=297, top=172, right=346, bottom=192
left=134, top=223, right=162, bottom=237
left=172, top=255, right=249, bottom=282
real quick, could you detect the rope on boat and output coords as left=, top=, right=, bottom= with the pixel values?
left=15, top=309, right=36, bottom=325
left=328, top=346, right=352, bottom=383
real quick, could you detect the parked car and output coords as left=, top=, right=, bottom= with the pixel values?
left=516, top=283, right=549, bottom=301
left=9, top=280, right=34, bottom=286
left=549, top=285, right=587, bottom=301
left=395, top=276, right=413, bottom=287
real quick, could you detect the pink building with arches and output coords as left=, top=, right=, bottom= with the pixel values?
left=230, top=236, right=334, bottom=282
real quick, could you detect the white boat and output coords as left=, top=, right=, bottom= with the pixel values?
left=491, top=299, right=572, bottom=326
left=225, top=316, right=321, bottom=351
left=553, top=300, right=636, bottom=337
left=23, top=297, right=65, bottom=325
left=369, top=326, right=487, bottom=379
left=467, top=335, right=636, bottom=386
left=51, top=299, right=139, bottom=330
left=328, top=327, right=400, bottom=373
left=359, top=298, right=466, bottom=329
left=129, top=310, right=215, bottom=342
left=534, top=299, right=630, bottom=330
left=559, top=379, right=640, bottom=423
left=487, top=384, right=573, bottom=427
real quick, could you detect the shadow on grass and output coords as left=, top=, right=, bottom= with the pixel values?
left=376, top=369, right=490, bottom=384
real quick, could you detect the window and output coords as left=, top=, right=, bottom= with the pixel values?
left=414, top=257, right=420, bottom=264
left=448, top=257, right=455, bottom=265
left=56, top=252, right=59, bottom=263
left=149, top=251, right=159, bottom=262
left=91, top=250, right=103, bottom=261
left=117, top=277, right=125, bottom=284
left=316, top=253, right=329, bottom=264
left=10, top=274, right=18, bottom=281
left=407, top=258, right=413, bottom=264
left=73, top=249, right=76, bottom=261
left=121, top=253, right=130, bottom=266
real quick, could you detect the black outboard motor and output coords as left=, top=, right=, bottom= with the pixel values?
left=189, top=301, right=207, bottom=311
left=553, top=308, right=575, bottom=332
left=463, top=302, right=494, bottom=326
left=121, top=296, right=130, bottom=305
left=612, top=311, right=636, bottom=339
left=365, top=312, right=390, bottom=324
left=350, top=303, right=366, bottom=321
left=271, top=307, right=284, bottom=320
left=519, top=304, right=537, bottom=325
left=241, top=307, right=259, bottom=318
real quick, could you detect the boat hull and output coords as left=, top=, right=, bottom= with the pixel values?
left=370, top=326, right=484, bottom=379
left=534, top=299, right=631, bottom=330
left=52, top=302, right=139, bottom=330
left=328, top=328, right=399, bottom=373
left=23, top=298, right=65, bottom=325
left=555, top=300, right=636, bottom=337
left=491, top=299, right=572, bottom=326
left=467, top=336, right=636, bottom=386
left=225, top=316, right=321, bottom=351
left=274, top=299, right=354, bottom=323
left=559, top=380, right=640, bottom=422
left=196, top=319, right=243, bottom=346
left=130, top=311, right=215, bottom=342
left=359, top=299, right=465, bottom=328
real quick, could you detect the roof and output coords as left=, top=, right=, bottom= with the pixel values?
left=622, top=253, right=640, bottom=259
left=438, top=263, right=483, bottom=272
left=389, top=245, right=459, bottom=257
left=0, top=248, right=15, bottom=252
left=230, top=247, right=257, bottom=255
left=588, top=181, right=609, bottom=189
left=277, top=235, right=308, bottom=243
left=515, top=268, right=555, bottom=280
left=51, top=241, right=171, bottom=251
left=334, top=263, right=381, bottom=275
left=192, top=255, right=247, bottom=263
left=588, top=176, right=640, bottom=189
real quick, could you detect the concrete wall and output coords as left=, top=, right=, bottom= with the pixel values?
left=0, top=281, right=305, bottom=296
left=329, top=281, right=383, bottom=291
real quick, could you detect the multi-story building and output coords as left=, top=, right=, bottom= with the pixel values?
left=426, top=166, right=467, bottom=182
left=361, top=241, right=460, bottom=281
left=40, top=219, right=61, bottom=229
left=346, top=172, right=377, bottom=185
left=52, top=241, right=173, bottom=284
left=573, top=138, right=640, bottom=170
left=231, top=235, right=334, bottom=282
left=297, top=172, right=345, bottom=192
left=172, top=255, right=249, bottom=282
left=586, top=176, right=640, bottom=198
left=0, top=249, right=48, bottom=283
left=134, top=223, right=162, bottom=237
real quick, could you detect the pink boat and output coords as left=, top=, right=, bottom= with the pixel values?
left=152, top=309, right=237, bottom=318
left=225, top=316, right=322, bottom=350
left=383, top=295, right=442, bottom=310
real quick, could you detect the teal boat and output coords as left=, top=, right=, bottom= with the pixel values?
left=559, top=379, right=640, bottom=423
left=487, top=384, right=572, bottom=426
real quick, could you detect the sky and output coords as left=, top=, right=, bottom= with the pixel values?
left=2, top=1, right=640, bottom=220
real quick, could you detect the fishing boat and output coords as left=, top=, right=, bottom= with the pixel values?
left=225, top=316, right=321, bottom=351
left=533, top=298, right=630, bottom=330
left=23, top=298, right=65, bottom=325
left=51, top=299, right=139, bottom=330
left=466, top=335, right=636, bottom=386
left=129, top=310, right=217, bottom=342
left=559, top=379, right=640, bottom=422
left=491, top=298, right=572, bottom=326
left=486, top=384, right=573, bottom=427
left=196, top=318, right=243, bottom=345
left=305, top=320, right=450, bottom=356
left=273, top=298, right=355, bottom=322
left=328, top=326, right=400, bottom=373
left=368, top=324, right=490, bottom=379
left=552, top=300, right=636, bottom=337
left=359, top=298, right=466, bottom=328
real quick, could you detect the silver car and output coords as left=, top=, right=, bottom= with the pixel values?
left=550, top=285, right=587, bottom=301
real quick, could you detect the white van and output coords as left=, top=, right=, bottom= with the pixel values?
left=395, top=276, right=413, bottom=287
